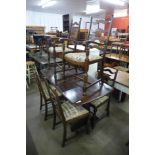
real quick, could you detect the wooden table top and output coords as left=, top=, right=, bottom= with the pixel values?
left=61, top=84, right=113, bottom=106
left=105, top=53, right=129, bottom=63
left=41, top=69, right=113, bottom=105
left=30, top=52, right=62, bottom=65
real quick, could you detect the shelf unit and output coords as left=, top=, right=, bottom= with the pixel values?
left=63, top=14, right=72, bottom=32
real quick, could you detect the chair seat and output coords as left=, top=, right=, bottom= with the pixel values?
left=62, top=101, right=89, bottom=122
left=68, top=45, right=85, bottom=51
left=114, top=66, right=129, bottom=72
left=64, top=52, right=102, bottom=67
left=49, top=46, right=73, bottom=53
left=26, top=61, right=35, bottom=65
left=91, top=96, right=109, bottom=108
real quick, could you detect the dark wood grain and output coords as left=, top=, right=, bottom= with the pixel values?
left=41, top=68, right=113, bottom=106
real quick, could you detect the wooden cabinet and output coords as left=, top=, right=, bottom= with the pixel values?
left=78, top=29, right=88, bottom=41
left=26, top=26, right=45, bottom=34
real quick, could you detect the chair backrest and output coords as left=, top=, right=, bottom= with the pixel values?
left=69, top=18, right=82, bottom=43
left=102, top=67, right=118, bottom=87
left=35, top=72, right=50, bottom=101
left=44, top=80, right=66, bottom=122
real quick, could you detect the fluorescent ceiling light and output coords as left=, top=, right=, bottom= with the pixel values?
left=38, top=0, right=57, bottom=8
left=104, top=0, right=125, bottom=6
left=85, top=4, right=101, bottom=14
left=85, top=4, right=104, bottom=14
left=114, top=9, right=128, bottom=17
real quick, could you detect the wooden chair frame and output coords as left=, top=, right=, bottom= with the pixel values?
left=90, top=67, right=118, bottom=128
left=44, top=80, right=90, bottom=147
left=35, top=71, right=54, bottom=120
left=62, top=15, right=114, bottom=95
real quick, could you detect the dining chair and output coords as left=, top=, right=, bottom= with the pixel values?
left=45, top=80, right=90, bottom=147
left=90, top=67, right=118, bottom=128
left=62, top=15, right=114, bottom=95
left=35, top=71, right=62, bottom=120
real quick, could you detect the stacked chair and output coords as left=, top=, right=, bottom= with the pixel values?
left=62, top=15, right=114, bottom=95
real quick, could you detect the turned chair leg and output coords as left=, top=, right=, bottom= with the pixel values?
left=62, top=124, right=67, bottom=147
left=106, top=97, right=111, bottom=117
left=91, top=107, right=97, bottom=129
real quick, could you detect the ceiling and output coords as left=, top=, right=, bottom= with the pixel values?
left=26, top=0, right=128, bottom=18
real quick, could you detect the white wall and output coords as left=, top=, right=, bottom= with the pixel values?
left=26, top=11, right=105, bottom=33
left=26, top=10, right=63, bottom=32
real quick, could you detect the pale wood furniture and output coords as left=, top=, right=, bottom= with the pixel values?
left=26, top=26, right=45, bottom=34
left=26, top=61, right=37, bottom=85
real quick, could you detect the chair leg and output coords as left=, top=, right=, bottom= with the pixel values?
left=85, top=116, right=90, bottom=134
left=40, top=94, right=43, bottom=110
left=90, top=106, right=97, bottom=129
left=83, top=72, right=88, bottom=95
left=63, top=59, right=66, bottom=79
left=53, top=109, right=56, bottom=130
left=26, top=79, right=29, bottom=88
left=62, top=124, right=67, bottom=147
left=106, top=97, right=111, bottom=117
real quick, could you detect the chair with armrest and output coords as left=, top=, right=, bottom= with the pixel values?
left=47, top=18, right=86, bottom=84
left=44, top=80, right=90, bottom=147
left=48, top=18, right=83, bottom=61
left=62, top=15, right=114, bottom=95
left=90, top=67, right=118, bottom=128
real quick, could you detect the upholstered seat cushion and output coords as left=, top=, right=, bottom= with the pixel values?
left=91, top=96, right=109, bottom=108
left=64, top=52, right=102, bottom=67
left=62, top=101, right=89, bottom=122
left=49, top=46, right=73, bottom=53
left=68, top=45, right=85, bottom=51
left=26, top=61, right=35, bottom=65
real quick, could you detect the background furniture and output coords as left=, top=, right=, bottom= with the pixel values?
left=63, top=14, right=72, bottom=32
left=26, top=26, right=45, bottom=35
left=26, top=61, right=37, bottom=86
